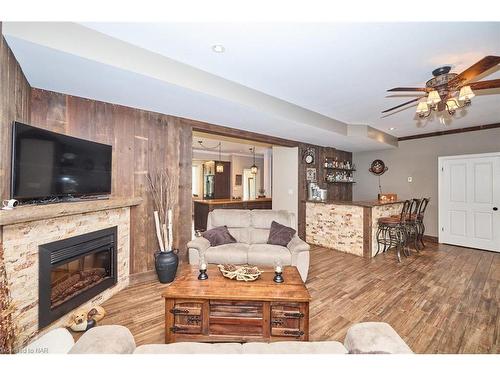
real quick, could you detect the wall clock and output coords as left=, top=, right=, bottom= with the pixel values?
left=302, top=148, right=315, bottom=164
left=369, top=159, right=388, bottom=175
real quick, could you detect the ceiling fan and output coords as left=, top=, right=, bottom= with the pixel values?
left=382, top=55, right=500, bottom=117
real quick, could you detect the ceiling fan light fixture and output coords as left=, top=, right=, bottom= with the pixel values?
left=446, top=98, right=459, bottom=115
left=416, top=99, right=430, bottom=117
left=458, top=85, right=475, bottom=102
left=426, top=90, right=441, bottom=106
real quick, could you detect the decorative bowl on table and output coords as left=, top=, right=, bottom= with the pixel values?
left=217, top=264, right=263, bottom=282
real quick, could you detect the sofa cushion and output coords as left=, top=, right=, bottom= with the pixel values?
left=202, top=226, right=236, bottom=247
left=247, top=244, right=291, bottom=266
left=134, top=342, right=243, bottom=354
left=344, top=322, right=413, bottom=354
left=208, top=210, right=251, bottom=243
left=249, top=227, right=270, bottom=244
left=21, top=328, right=75, bottom=354
left=205, top=243, right=249, bottom=264
left=209, top=209, right=251, bottom=228
left=227, top=227, right=250, bottom=244
left=69, top=325, right=136, bottom=354
left=242, top=341, right=348, bottom=354
left=267, top=220, right=296, bottom=246
left=251, top=210, right=294, bottom=229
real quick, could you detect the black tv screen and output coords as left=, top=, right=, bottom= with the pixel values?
left=11, top=122, right=112, bottom=200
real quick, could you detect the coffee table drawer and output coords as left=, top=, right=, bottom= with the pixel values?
left=270, top=302, right=307, bottom=340
left=209, top=300, right=264, bottom=336
left=169, top=300, right=205, bottom=335
left=210, top=300, right=263, bottom=317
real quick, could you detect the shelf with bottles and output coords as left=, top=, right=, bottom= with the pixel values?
left=325, top=171, right=355, bottom=183
left=322, top=157, right=355, bottom=171
left=325, top=181, right=356, bottom=184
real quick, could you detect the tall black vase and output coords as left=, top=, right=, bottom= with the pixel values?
left=154, top=250, right=178, bottom=283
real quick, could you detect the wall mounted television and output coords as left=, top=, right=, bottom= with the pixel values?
left=11, top=122, right=112, bottom=201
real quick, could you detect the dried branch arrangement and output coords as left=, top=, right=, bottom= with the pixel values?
left=218, top=264, right=263, bottom=282
left=147, top=170, right=178, bottom=252
left=0, top=245, right=17, bottom=353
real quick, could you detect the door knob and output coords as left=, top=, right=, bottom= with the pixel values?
left=494, top=207, right=498, bottom=211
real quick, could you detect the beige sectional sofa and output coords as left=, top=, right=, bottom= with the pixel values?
left=187, top=209, right=310, bottom=281
left=23, top=322, right=413, bottom=354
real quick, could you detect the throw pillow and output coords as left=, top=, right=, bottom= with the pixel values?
left=202, top=226, right=237, bottom=247
left=267, top=220, right=296, bottom=246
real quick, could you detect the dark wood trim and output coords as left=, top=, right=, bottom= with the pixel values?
left=182, top=117, right=298, bottom=147
left=362, top=207, right=372, bottom=258
left=398, top=123, right=500, bottom=141
left=423, top=235, right=438, bottom=243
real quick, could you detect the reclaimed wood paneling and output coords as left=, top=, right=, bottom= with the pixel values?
left=0, top=31, right=31, bottom=201
left=29, top=89, right=193, bottom=274
left=297, top=143, right=353, bottom=239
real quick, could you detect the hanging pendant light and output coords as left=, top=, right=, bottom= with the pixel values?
left=216, top=142, right=224, bottom=173
left=250, top=147, right=258, bottom=174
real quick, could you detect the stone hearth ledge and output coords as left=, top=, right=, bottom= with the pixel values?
left=0, top=197, right=142, bottom=226
left=0, top=197, right=142, bottom=351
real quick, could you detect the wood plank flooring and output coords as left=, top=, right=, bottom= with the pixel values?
left=97, top=243, right=499, bottom=353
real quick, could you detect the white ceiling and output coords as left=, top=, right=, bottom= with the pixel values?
left=193, top=134, right=270, bottom=157
left=3, top=22, right=500, bottom=151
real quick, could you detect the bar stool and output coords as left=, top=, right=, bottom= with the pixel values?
left=416, top=198, right=430, bottom=248
left=392, top=198, right=421, bottom=252
left=376, top=200, right=411, bottom=262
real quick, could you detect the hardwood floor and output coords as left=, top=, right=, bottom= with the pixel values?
left=97, top=243, right=499, bottom=353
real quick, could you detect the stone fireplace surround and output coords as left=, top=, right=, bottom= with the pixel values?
left=0, top=197, right=141, bottom=350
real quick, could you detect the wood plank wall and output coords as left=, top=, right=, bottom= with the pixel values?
left=297, top=143, right=353, bottom=238
left=0, top=32, right=31, bottom=200
left=29, top=89, right=192, bottom=274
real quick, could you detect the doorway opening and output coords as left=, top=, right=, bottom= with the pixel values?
left=191, top=131, right=274, bottom=233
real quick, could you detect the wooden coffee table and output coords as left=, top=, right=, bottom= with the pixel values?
left=162, top=265, right=311, bottom=343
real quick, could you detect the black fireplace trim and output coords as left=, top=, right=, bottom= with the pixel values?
left=38, top=227, right=118, bottom=329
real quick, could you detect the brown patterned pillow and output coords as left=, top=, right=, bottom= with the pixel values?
left=202, top=226, right=237, bottom=247
left=267, top=220, right=296, bottom=246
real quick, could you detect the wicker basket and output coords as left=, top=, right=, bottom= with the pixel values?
left=217, top=264, right=263, bottom=282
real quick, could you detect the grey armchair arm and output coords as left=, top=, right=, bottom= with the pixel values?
left=287, top=235, right=310, bottom=254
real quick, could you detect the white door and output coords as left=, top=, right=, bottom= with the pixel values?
left=272, top=146, right=298, bottom=228
left=439, top=153, right=500, bottom=252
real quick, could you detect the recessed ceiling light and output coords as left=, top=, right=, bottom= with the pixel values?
left=389, top=127, right=396, bottom=131
left=212, top=44, right=225, bottom=53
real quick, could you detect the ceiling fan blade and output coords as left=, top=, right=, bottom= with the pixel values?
left=451, top=55, right=500, bottom=85
left=387, top=87, right=428, bottom=92
left=468, top=79, right=500, bottom=90
left=381, top=98, right=422, bottom=113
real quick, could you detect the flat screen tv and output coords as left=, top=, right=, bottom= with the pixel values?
left=11, top=122, right=112, bottom=201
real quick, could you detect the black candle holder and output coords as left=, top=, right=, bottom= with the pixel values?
left=273, top=271, right=284, bottom=283
left=198, top=268, right=208, bottom=280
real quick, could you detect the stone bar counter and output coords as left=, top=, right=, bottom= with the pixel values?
left=306, top=200, right=403, bottom=258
